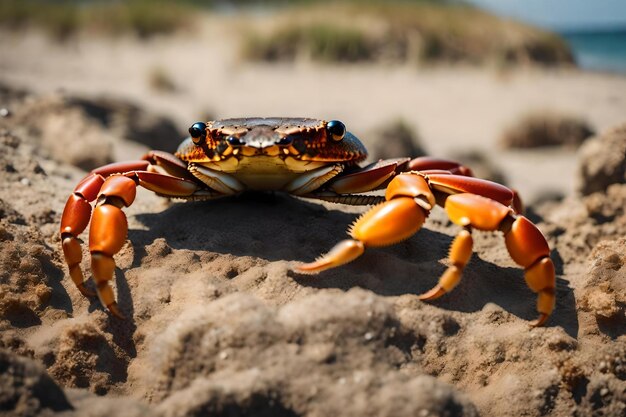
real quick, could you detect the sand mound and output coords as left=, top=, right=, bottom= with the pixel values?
left=0, top=88, right=624, bottom=417
left=577, top=124, right=626, bottom=195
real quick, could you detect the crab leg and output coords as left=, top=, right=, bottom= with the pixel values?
left=305, top=158, right=411, bottom=205
left=60, top=161, right=149, bottom=298
left=407, top=156, right=474, bottom=177
left=442, top=193, right=555, bottom=326
left=296, top=173, right=434, bottom=272
left=297, top=172, right=554, bottom=326
left=418, top=229, right=474, bottom=301
left=61, top=162, right=199, bottom=317
left=408, top=158, right=524, bottom=213
left=143, top=150, right=196, bottom=180
left=88, top=175, right=137, bottom=318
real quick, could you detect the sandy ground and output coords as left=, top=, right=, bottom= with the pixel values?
left=0, top=18, right=625, bottom=417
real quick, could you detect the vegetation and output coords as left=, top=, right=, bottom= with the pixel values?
left=0, top=0, right=574, bottom=68
left=0, top=0, right=193, bottom=39
left=240, top=3, right=575, bottom=67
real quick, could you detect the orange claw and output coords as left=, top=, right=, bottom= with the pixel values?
left=61, top=164, right=205, bottom=318
left=297, top=185, right=429, bottom=273
left=296, top=239, right=365, bottom=273
left=351, top=197, right=426, bottom=247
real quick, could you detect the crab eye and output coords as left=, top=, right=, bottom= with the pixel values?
left=327, top=120, right=346, bottom=142
left=189, top=122, right=206, bottom=144
left=227, top=136, right=244, bottom=146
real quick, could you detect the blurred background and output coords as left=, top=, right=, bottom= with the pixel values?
left=1, top=0, right=625, bottom=201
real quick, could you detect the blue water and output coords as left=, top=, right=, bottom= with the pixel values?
left=559, top=29, right=626, bottom=74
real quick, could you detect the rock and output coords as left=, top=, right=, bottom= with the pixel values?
left=579, top=238, right=626, bottom=336
left=66, top=96, right=182, bottom=153
left=11, top=93, right=115, bottom=171
left=4, top=91, right=183, bottom=171
left=500, top=111, right=594, bottom=149
left=0, top=349, right=72, bottom=417
left=369, top=119, right=427, bottom=160
left=577, top=124, right=626, bottom=195
left=0, top=220, right=64, bottom=328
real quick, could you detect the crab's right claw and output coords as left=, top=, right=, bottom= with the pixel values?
left=296, top=239, right=364, bottom=274
left=296, top=175, right=433, bottom=274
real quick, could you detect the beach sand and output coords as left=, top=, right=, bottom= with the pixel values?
left=1, top=17, right=625, bottom=417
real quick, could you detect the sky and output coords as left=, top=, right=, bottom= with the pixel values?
left=465, top=0, right=626, bottom=30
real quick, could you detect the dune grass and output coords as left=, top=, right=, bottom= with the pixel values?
left=0, top=0, right=193, bottom=39
left=0, top=0, right=574, bottom=68
left=240, top=2, right=574, bottom=67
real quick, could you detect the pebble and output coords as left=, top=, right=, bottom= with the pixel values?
left=0, top=108, right=9, bottom=117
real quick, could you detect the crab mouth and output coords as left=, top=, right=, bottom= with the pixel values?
left=232, top=144, right=284, bottom=157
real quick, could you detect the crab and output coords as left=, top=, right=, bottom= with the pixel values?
left=60, top=117, right=556, bottom=325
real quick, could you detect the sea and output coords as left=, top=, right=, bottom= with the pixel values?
left=559, top=28, right=626, bottom=74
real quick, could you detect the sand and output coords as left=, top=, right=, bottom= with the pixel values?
left=1, top=20, right=626, bottom=200
left=0, top=20, right=625, bottom=417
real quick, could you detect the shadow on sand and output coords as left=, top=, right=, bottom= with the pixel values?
left=128, top=192, right=578, bottom=337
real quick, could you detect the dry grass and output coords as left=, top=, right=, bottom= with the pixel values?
left=500, top=111, right=595, bottom=149
left=244, top=23, right=375, bottom=63
left=0, top=0, right=193, bottom=39
left=1, top=1, right=574, bottom=68
left=240, top=2, right=574, bottom=67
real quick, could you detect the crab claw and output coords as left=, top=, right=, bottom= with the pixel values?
left=296, top=193, right=428, bottom=274
left=295, top=239, right=364, bottom=274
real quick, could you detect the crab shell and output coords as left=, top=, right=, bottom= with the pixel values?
left=175, top=117, right=370, bottom=193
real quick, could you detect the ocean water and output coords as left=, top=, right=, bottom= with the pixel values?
left=559, top=29, right=626, bottom=74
